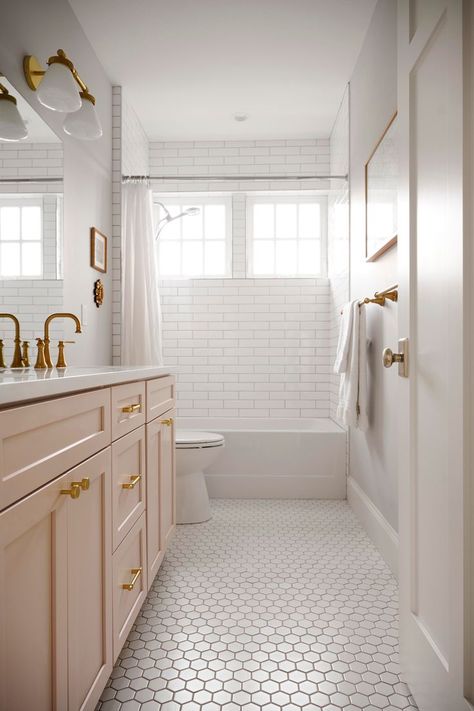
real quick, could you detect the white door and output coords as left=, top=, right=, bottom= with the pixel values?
left=397, top=1, right=469, bottom=709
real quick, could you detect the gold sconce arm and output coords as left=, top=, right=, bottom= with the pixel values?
left=23, top=49, right=94, bottom=100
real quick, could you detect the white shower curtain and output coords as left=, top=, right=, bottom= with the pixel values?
left=121, top=181, right=163, bottom=365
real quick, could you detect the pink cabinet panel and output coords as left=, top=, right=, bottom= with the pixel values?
left=146, top=375, right=176, bottom=423
left=112, top=427, right=146, bottom=551
left=111, top=381, right=145, bottom=440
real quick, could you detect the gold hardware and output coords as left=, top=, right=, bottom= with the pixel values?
left=383, top=338, right=409, bottom=377
left=161, top=418, right=173, bottom=426
left=72, top=477, right=90, bottom=491
left=122, top=567, right=142, bottom=591
left=21, top=341, right=30, bottom=368
left=60, top=483, right=81, bottom=499
left=56, top=340, right=75, bottom=368
left=340, top=285, right=399, bottom=315
left=0, top=339, right=5, bottom=369
left=34, top=338, right=47, bottom=369
left=0, top=313, right=24, bottom=368
left=24, top=50, right=94, bottom=99
left=94, top=279, right=104, bottom=308
left=122, top=403, right=141, bottom=414
left=43, top=313, right=82, bottom=369
left=122, top=475, right=141, bottom=490
left=0, top=83, right=19, bottom=106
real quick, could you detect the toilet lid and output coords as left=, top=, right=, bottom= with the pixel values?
left=176, top=430, right=225, bottom=448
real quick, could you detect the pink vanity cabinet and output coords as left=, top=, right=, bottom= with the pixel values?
left=0, top=373, right=176, bottom=711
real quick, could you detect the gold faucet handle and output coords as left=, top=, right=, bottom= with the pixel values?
left=34, top=338, right=47, bottom=370
left=56, top=340, right=75, bottom=369
left=21, top=341, right=30, bottom=368
left=0, top=339, right=5, bottom=369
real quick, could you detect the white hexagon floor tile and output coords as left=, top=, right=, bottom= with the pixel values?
left=96, top=499, right=418, bottom=710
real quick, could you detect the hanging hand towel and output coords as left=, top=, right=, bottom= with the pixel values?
left=334, top=300, right=356, bottom=374
left=336, top=301, right=369, bottom=430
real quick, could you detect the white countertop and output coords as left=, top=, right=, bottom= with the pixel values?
left=0, top=365, right=173, bottom=407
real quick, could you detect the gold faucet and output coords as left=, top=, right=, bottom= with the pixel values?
left=0, top=313, right=24, bottom=368
left=0, top=339, right=5, bottom=368
left=43, top=313, right=82, bottom=368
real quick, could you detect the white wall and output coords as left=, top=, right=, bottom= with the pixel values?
left=0, top=0, right=113, bottom=365
left=347, top=0, right=399, bottom=535
left=150, top=139, right=332, bottom=419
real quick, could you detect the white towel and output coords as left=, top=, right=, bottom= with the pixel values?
left=334, top=300, right=355, bottom=374
left=336, top=301, right=368, bottom=430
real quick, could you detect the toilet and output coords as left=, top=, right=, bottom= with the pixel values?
left=175, top=430, right=225, bottom=524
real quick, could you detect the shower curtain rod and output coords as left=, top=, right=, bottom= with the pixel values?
left=122, top=173, right=348, bottom=182
left=0, top=177, right=63, bottom=184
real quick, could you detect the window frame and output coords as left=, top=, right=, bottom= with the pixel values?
left=0, top=196, right=44, bottom=280
left=246, top=193, right=328, bottom=278
left=153, top=193, right=233, bottom=280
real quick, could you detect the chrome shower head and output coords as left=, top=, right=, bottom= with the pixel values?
left=154, top=201, right=200, bottom=238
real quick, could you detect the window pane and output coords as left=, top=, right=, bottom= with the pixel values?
left=299, top=203, right=320, bottom=239
left=204, top=241, right=226, bottom=276
left=157, top=205, right=181, bottom=239
left=275, top=204, right=296, bottom=239
left=205, top=204, right=225, bottom=239
left=159, top=241, right=180, bottom=276
left=253, top=240, right=274, bottom=275
left=0, top=207, right=20, bottom=240
left=182, top=241, right=203, bottom=276
left=182, top=206, right=202, bottom=239
left=22, top=206, right=41, bottom=240
left=22, top=242, right=42, bottom=276
left=253, top=204, right=274, bottom=239
left=298, top=240, right=320, bottom=274
left=0, top=243, right=20, bottom=276
left=276, top=240, right=297, bottom=275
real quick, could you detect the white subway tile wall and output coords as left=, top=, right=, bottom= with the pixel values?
left=0, top=142, right=64, bottom=362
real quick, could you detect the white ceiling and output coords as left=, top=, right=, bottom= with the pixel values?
left=69, top=0, right=376, bottom=141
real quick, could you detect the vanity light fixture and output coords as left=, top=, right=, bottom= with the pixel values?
left=23, top=50, right=102, bottom=140
left=0, top=83, right=28, bottom=142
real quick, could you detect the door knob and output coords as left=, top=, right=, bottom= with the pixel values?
left=382, top=338, right=409, bottom=377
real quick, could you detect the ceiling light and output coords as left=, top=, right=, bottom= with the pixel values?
left=23, top=50, right=102, bottom=140
left=0, top=83, right=28, bottom=142
left=63, top=91, right=103, bottom=140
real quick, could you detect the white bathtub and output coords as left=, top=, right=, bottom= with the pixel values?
left=177, top=418, right=347, bottom=499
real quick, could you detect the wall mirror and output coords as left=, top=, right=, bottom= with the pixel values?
left=365, top=112, right=398, bottom=262
left=0, top=77, right=63, bottom=362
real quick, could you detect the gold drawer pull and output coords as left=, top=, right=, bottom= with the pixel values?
left=122, top=474, right=141, bottom=490
left=60, top=484, right=81, bottom=499
left=72, top=477, right=90, bottom=491
left=122, top=567, right=142, bottom=591
left=122, top=403, right=141, bottom=414
left=161, top=417, right=173, bottom=426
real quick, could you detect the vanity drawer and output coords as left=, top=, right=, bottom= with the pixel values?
left=111, top=381, right=145, bottom=440
left=0, top=389, right=110, bottom=511
left=112, top=513, right=147, bottom=661
left=146, top=375, right=176, bottom=422
left=112, top=427, right=146, bottom=550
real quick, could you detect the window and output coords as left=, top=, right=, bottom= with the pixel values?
left=154, top=195, right=232, bottom=278
left=0, top=198, right=42, bottom=278
left=247, top=195, right=326, bottom=277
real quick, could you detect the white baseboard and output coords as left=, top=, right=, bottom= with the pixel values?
left=206, top=474, right=346, bottom=500
left=347, top=476, right=399, bottom=579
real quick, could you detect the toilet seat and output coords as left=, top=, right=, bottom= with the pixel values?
left=176, top=430, right=225, bottom=450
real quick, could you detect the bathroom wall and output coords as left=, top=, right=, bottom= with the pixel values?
left=328, top=87, right=350, bottom=422
left=346, top=0, right=399, bottom=570
left=150, top=139, right=332, bottom=419
left=0, top=0, right=113, bottom=365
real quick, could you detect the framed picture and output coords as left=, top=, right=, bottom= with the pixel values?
left=365, top=112, right=398, bottom=262
left=90, top=227, right=107, bottom=273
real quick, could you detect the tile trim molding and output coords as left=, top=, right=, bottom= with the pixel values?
left=347, top=475, right=399, bottom=579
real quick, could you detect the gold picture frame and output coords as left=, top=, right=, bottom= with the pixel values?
left=90, top=227, right=107, bottom=273
left=365, top=112, right=398, bottom=262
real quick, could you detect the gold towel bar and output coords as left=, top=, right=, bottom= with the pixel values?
left=340, top=285, right=398, bottom=314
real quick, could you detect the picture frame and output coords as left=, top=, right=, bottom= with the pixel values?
left=365, top=112, right=398, bottom=262
left=90, top=227, right=107, bottom=273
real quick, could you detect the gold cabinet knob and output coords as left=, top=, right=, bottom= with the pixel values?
left=122, top=567, right=142, bottom=591
left=60, top=484, right=81, bottom=499
left=72, top=477, right=90, bottom=491
left=121, top=403, right=141, bottom=414
left=122, top=474, right=141, bottom=490
left=382, top=347, right=404, bottom=368
left=161, top=417, right=173, bottom=426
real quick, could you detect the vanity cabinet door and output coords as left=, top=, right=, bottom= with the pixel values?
left=112, top=427, right=146, bottom=551
left=146, top=410, right=176, bottom=587
left=0, top=470, right=69, bottom=711
left=67, top=449, right=112, bottom=711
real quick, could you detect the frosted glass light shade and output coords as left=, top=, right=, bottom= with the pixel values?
left=63, top=95, right=103, bottom=140
left=37, top=62, right=82, bottom=112
left=0, top=98, right=28, bottom=141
